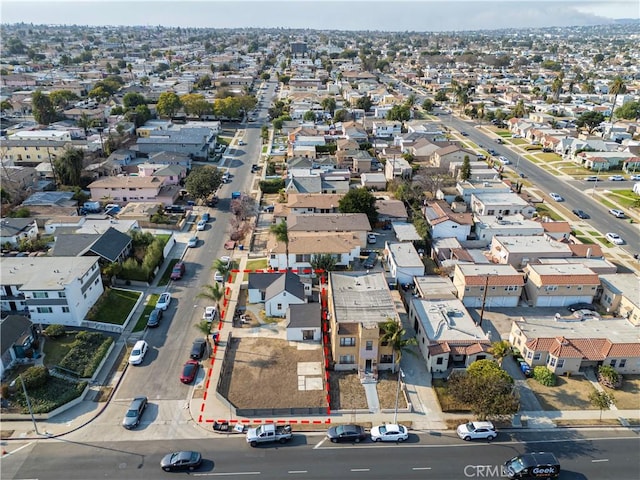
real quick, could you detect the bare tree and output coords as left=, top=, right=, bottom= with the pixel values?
left=412, top=166, right=452, bottom=200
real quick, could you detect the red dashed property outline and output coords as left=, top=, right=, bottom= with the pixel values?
left=197, top=268, right=332, bottom=426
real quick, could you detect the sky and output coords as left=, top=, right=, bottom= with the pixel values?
left=1, top=1, right=638, bottom=32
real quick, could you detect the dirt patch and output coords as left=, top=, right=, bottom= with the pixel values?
left=603, top=374, right=640, bottom=410
left=0, top=430, right=15, bottom=439
left=93, top=386, right=113, bottom=403
left=377, top=371, right=408, bottom=410
left=329, top=371, right=367, bottom=410
left=221, top=337, right=326, bottom=409
left=433, top=378, right=472, bottom=413
left=553, top=419, right=621, bottom=427
left=526, top=376, right=596, bottom=410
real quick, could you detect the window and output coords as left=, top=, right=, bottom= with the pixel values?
left=619, top=359, right=626, bottom=368
left=36, top=307, right=53, bottom=313
left=533, top=353, right=541, bottom=361
left=557, top=359, right=564, bottom=368
left=62, top=307, right=70, bottom=313
left=505, top=285, right=518, bottom=292
left=545, top=285, right=558, bottom=292
left=549, top=357, right=556, bottom=367
left=366, top=341, right=373, bottom=351
left=58, top=292, right=66, bottom=298
left=33, top=292, right=49, bottom=299
left=610, top=359, right=616, bottom=367
left=339, top=355, right=355, bottom=364
left=526, top=351, right=533, bottom=359
left=436, top=357, right=443, bottom=365
left=380, top=354, right=393, bottom=363
left=340, top=337, right=356, bottom=347
left=277, top=303, right=282, bottom=310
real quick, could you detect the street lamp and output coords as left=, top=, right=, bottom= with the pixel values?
left=393, top=367, right=405, bottom=424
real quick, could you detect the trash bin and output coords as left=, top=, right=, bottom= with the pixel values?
left=238, top=244, right=244, bottom=250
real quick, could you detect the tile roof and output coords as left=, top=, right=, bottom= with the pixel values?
left=464, top=275, right=525, bottom=287
left=529, top=337, right=640, bottom=361
left=568, top=243, right=604, bottom=258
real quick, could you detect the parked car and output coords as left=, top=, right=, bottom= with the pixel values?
left=367, top=233, right=377, bottom=244
left=122, top=396, right=147, bottom=429
left=202, top=212, right=210, bottom=222
left=326, top=424, right=367, bottom=443
left=160, top=451, right=202, bottom=472
left=608, top=175, right=625, bottom=181
left=456, top=421, right=497, bottom=441
left=574, top=309, right=601, bottom=320
left=370, top=424, right=408, bottom=442
left=128, top=340, right=148, bottom=365
left=190, top=338, right=207, bottom=360
left=147, top=308, right=163, bottom=328
left=187, top=236, right=199, bottom=248
left=263, top=204, right=275, bottom=213
left=207, top=197, right=219, bottom=207
left=180, top=360, right=199, bottom=384
left=196, top=220, right=207, bottom=231
left=519, top=361, right=532, bottom=377
left=605, top=232, right=624, bottom=245
left=567, top=303, right=597, bottom=313
left=460, top=131, right=469, bottom=136
left=572, top=209, right=589, bottom=219
left=608, top=209, right=626, bottom=218
left=549, top=192, right=563, bottom=202
left=363, top=252, right=377, bottom=269
left=629, top=174, right=640, bottom=181
left=203, top=306, right=218, bottom=322
left=585, top=176, right=598, bottom=181
left=170, top=261, right=185, bottom=280
left=156, top=292, right=171, bottom=311
left=214, top=271, right=225, bottom=282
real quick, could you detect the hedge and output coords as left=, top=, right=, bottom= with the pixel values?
left=44, top=324, right=66, bottom=338
left=59, top=332, right=113, bottom=378
left=21, top=365, right=50, bottom=389
left=259, top=179, right=285, bottom=193
left=15, top=376, right=88, bottom=414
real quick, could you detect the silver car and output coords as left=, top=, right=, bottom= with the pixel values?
left=122, top=396, right=147, bottom=429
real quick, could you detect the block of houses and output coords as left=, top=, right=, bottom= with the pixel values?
left=522, top=263, right=600, bottom=307
left=247, top=271, right=310, bottom=317
left=1, top=137, right=73, bottom=167
left=452, top=264, right=525, bottom=307
left=328, top=271, right=399, bottom=380
left=286, top=303, right=322, bottom=342
left=474, top=214, right=544, bottom=246
left=408, top=292, right=492, bottom=373
left=470, top=192, right=536, bottom=218
left=509, top=316, right=640, bottom=375
left=0, top=218, right=39, bottom=247
left=384, top=242, right=425, bottom=285
left=424, top=200, right=474, bottom=241
left=488, top=235, right=573, bottom=269
left=599, top=274, right=640, bottom=326
left=0, top=315, right=39, bottom=377
left=0, top=257, right=104, bottom=326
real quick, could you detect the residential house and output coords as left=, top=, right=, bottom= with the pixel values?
left=1, top=137, right=72, bottom=167
left=488, top=235, right=573, bottom=269
left=0, top=257, right=104, bottom=327
left=431, top=144, right=477, bottom=170
left=375, top=198, right=408, bottom=225
left=247, top=272, right=309, bottom=318
left=384, top=156, right=412, bottom=181
left=471, top=192, right=536, bottom=218
left=147, top=151, right=192, bottom=169
left=136, top=126, right=215, bottom=159
left=286, top=303, right=322, bottom=342
left=599, top=274, right=640, bottom=326
left=372, top=120, right=402, bottom=138
left=384, top=242, right=425, bottom=285
left=137, top=162, right=186, bottom=185
left=452, top=264, right=525, bottom=307
left=285, top=193, right=344, bottom=215
left=540, top=221, right=572, bottom=242
left=456, top=178, right=512, bottom=204
left=87, top=175, right=179, bottom=205
left=328, top=271, right=398, bottom=380
left=50, top=227, right=132, bottom=265
left=0, top=218, right=39, bottom=247
left=424, top=200, right=474, bottom=241
left=360, top=172, right=387, bottom=190
left=474, top=214, right=544, bottom=246
left=409, top=292, right=492, bottom=373
left=0, top=165, right=38, bottom=196
left=509, top=316, right=640, bottom=375
left=522, top=263, right=600, bottom=307
left=20, top=191, right=79, bottom=226
left=0, top=315, right=39, bottom=378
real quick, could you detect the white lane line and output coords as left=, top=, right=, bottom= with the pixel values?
left=288, top=471, right=308, bottom=474
left=592, top=459, right=609, bottom=463
left=350, top=468, right=370, bottom=472
left=193, top=472, right=261, bottom=476
left=2, top=442, right=36, bottom=457
left=313, top=438, right=327, bottom=449
left=412, top=467, right=432, bottom=470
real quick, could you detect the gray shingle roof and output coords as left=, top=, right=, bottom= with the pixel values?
left=287, top=303, right=321, bottom=329
left=89, top=227, right=132, bottom=262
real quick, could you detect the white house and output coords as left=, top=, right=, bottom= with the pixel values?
left=247, top=272, right=309, bottom=318
left=424, top=201, right=474, bottom=241
left=0, top=257, right=104, bottom=326
left=384, top=242, right=425, bottom=285
left=286, top=303, right=322, bottom=342
left=0, top=218, right=39, bottom=247
left=470, top=192, right=536, bottom=218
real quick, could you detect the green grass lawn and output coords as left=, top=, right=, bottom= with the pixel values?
left=133, top=293, right=160, bottom=332
left=536, top=205, right=563, bottom=221
left=575, top=236, right=595, bottom=244
left=87, top=288, right=141, bottom=325
left=42, top=332, right=77, bottom=366
left=510, top=138, right=527, bottom=145
left=157, top=258, right=180, bottom=286
left=604, top=190, right=639, bottom=209
left=246, top=258, right=268, bottom=271
left=536, top=153, right=562, bottom=162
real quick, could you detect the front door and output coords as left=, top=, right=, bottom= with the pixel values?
left=365, top=359, right=372, bottom=373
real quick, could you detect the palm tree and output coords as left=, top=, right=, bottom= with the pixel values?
left=197, top=283, right=224, bottom=314
left=194, top=319, right=212, bottom=336
left=380, top=319, right=417, bottom=373
left=551, top=73, right=564, bottom=102
left=608, top=76, right=626, bottom=122
left=270, top=219, right=289, bottom=270
left=213, top=258, right=232, bottom=283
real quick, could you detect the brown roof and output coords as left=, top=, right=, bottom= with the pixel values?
left=268, top=231, right=361, bottom=254
left=464, top=275, right=525, bottom=287
left=337, top=322, right=360, bottom=335
left=287, top=193, right=344, bottom=209
left=88, top=176, right=162, bottom=189
left=536, top=274, right=600, bottom=286
left=287, top=213, right=371, bottom=232
left=375, top=199, right=408, bottom=220
left=425, top=200, right=474, bottom=226
left=428, top=343, right=451, bottom=355
left=540, top=221, right=571, bottom=233
left=568, top=243, right=603, bottom=258
left=529, top=337, right=640, bottom=361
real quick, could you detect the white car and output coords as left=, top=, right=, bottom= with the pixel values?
left=196, top=220, right=207, bottom=231
left=219, top=256, right=231, bottom=267
left=128, top=340, right=148, bottom=365
left=608, top=209, right=625, bottom=218
left=156, top=292, right=171, bottom=311
left=214, top=271, right=225, bottom=282
left=457, top=421, right=497, bottom=441
left=187, top=236, right=198, bottom=248
left=629, top=174, right=640, bottom=181
left=605, top=232, right=624, bottom=245
left=549, top=192, right=564, bottom=202
left=585, top=176, right=598, bottom=182
left=608, top=175, right=625, bottom=181
left=203, top=306, right=218, bottom=322
left=573, top=309, right=601, bottom=320
left=367, top=233, right=377, bottom=244
left=370, top=424, right=408, bottom=442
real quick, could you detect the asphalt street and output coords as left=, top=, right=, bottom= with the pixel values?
left=3, top=432, right=639, bottom=480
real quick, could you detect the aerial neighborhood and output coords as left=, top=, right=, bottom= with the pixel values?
left=1, top=19, right=640, bottom=477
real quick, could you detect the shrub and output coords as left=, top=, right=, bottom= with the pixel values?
left=533, top=366, right=556, bottom=386
left=15, top=376, right=87, bottom=414
left=44, top=324, right=66, bottom=338
left=21, top=365, right=50, bottom=389
left=598, top=365, right=622, bottom=389
left=59, top=332, right=112, bottom=377
left=259, top=179, right=285, bottom=193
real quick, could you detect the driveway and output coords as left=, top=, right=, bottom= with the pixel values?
left=502, top=355, right=543, bottom=412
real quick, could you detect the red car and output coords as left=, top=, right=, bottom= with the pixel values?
left=180, top=360, right=199, bottom=384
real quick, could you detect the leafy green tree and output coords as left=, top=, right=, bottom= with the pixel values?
left=156, top=91, right=182, bottom=117
left=303, top=110, right=316, bottom=121
left=460, top=155, right=472, bottom=181
left=355, top=96, right=372, bottom=112
left=184, top=166, right=223, bottom=200
left=338, top=187, right=378, bottom=226
left=49, top=90, right=79, bottom=109
left=513, top=99, right=526, bottom=118
left=88, top=86, right=111, bottom=103
left=32, top=90, right=57, bottom=125
left=387, top=104, right=411, bottom=121
left=76, top=113, right=94, bottom=136
left=576, top=111, right=605, bottom=134
left=333, top=109, right=349, bottom=122
left=589, top=390, right=615, bottom=421
left=181, top=93, right=212, bottom=116
left=310, top=254, right=337, bottom=274
left=197, top=283, right=224, bottom=312
left=489, top=340, right=511, bottom=366
left=122, top=92, right=146, bottom=109
left=54, top=147, right=84, bottom=186
left=270, top=220, right=289, bottom=270
left=321, top=96, right=337, bottom=115
left=614, top=101, right=640, bottom=120
left=194, top=319, right=212, bottom=335
left=434, top=90, right=448, bottom=102
left=421, top=98, right=433, bottom=112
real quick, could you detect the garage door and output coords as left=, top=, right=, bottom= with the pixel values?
left=535, top=296, right=586, bottom=307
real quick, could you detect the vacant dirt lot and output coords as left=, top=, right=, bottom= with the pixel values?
left=329, top=372, right=367, bottom=410
left=527, top=376, right=596, bottom=410
left=604, top=374, right=640, bottom=410
left=220, top=337, right=327, bottom=409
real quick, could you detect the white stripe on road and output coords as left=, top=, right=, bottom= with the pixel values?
left=412, top=467, right=432, bottom=470
left=288, top=471, right=308, bottom=474
left=313, top=438, right=327, bottom=449
left=350, top=468, right=370, bottom=472
left=592, top=459, right=609, bottom=463
left=194, top=472, right=261, bottom=476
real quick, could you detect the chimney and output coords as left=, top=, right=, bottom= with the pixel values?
left=586, top=248, right=591, bottom=258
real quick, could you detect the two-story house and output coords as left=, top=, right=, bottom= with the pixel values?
left=87, top=175, right=179, bottom=205
left=522, top=263, right=600, bottom=307
left=424, top=200, right=474, bottom=241
left=247, top=272, right=310, bottom=318
left=470, top=192, right=536, bottom=218
left=452, top=263, right=525, bottom=307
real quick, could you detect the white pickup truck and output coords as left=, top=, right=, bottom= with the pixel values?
left=245, top=424, right=292, bottom=447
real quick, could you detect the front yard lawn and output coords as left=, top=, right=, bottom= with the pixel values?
left=603, top=375, right=640, bottom=410
left=86, top=288, right=141, bottom=325
left=535, top=204, right=563, bottom=221
left=527, top=375, right=595, bottom=410
left=42, top=332, right=78, bottom=366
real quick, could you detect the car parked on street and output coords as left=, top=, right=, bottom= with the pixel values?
left=370, top=424, right=408, bottom=442
left=180, top=359, right=199, bottom=384
left=605, top=232, right=624, bottom=245
left=567, top=303, right=597, bottom=312
left=326, top=424, right=367, bottom=443
left=608, top=175, right=625, bottom=181
left=363, top=252, right=377, bottom=269
left=146, top=308, right=163, bottom=328
left=585, top=176, right=598, bottom=181
left=608, top=209, right=626, bottom=218
left=214, top=270, right=225, bottom=282
left=122, top=396, right=147, bottom=429
left=196, top=219, right=207, bottom=231
left=457, top=421, right=497, bottom=441
left=187, top=236, right=199, bottom=247
left=629, top=174, right=640, bottom=181
left=202, top=212, right=210, bottom=222
left=203, top=306, right=218, bottom=322
left=190, top=338, right=207, bottom=360
left=367, top=233, right=377, bottom=244
left=160, top=451, right=202, bottom=472
left=170, top=261, right=185, bottom=280
left=572, top=209, right=589, bottom=219
left=574, top=309, right=601, bottom=320
left=519, top=361, right=532, bottom=377
left=128, top=340, right=148, bottom=365
left=549, top=192, right=563, bottom=202
left=156, top=292, right=171, bottom=311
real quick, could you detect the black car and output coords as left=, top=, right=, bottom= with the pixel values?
left=160, top=451, right=202, bottom=472
left=190, top=338, right=207, bottom=360
left=326, top=424, right=367, bottom=443
left=567, top=302, right=597, bottom=312
left=572, top=209, right=590, bottom=219
left=122, top=396, right=147, bottom=429
left=147, top=308, right=163, bottom=328
left=363, top=252, right=377, bottom=269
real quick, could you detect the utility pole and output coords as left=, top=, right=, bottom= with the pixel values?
left=19, top=374, right=41, bottom=436
left=478, top=275, right=489, bottom=327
